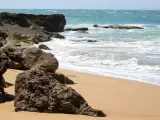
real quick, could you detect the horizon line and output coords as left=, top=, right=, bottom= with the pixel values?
left=0, top=8, right=159, bottom=11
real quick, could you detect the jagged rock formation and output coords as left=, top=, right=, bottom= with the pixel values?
left=14, top=68, right=106, bottom=117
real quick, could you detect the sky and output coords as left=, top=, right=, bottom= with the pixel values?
left=0, top=0, right=159, bottom=10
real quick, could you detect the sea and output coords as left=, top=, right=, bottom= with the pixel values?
left=1, top=9, right=160, bottom=85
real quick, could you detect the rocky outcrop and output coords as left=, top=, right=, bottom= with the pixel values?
left=0, top=53, right=9, bottom=103
left=14, top=68, right=105, bottom=117
left=7, top=33, right=51, bottom=44
left=38, top=44, right=51, bottom=50
left=0, top=12, right=66, bottom=44
left=0, top=42, right=58, bottom=72
left=0, top=12, right=66, bottom=32
left=65, top=27, right=88, bottom=32
left=93, top=24, right=144, bottom=29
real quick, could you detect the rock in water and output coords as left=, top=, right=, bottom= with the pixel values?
left=65, top=27, right=88, bottom=32
left=93, top=24, right=144, bottom=29
left=0, top=12, right=66, bottom=32
left=14, top=69, right=106, bottom=117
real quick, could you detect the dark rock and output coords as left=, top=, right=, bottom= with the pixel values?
left=0, top=31, right=8, bottom=40
left=0, top=22, right=3, bottom=26
left=93, top=24, right=144, bottom=29
left=65, top=27, right=88, bottom=32
left=7, top=33, right=51, bottom=44
left=53, top=73, right=74, bottom=84
left=0, top=42, right=3, bottom=48
left=0, top=42, right=59, bottom=72
left=0, top=12, right=66, bottom=32
left=14, top=69, right=106, bottom=117
left=0, top=52, right=9, bottom=103
left=52, top=33, right=65, bottom=39
left=87, top=40, right=97, bottom=42
left=93, top=24, right=98, bottom=27
left=38, top=44, right=51, bottom=50
left=8, top=60, right=23, bottom=70
left=0, top=52, right=9, bottom=75
left=4, top=81, right=14, bottom=88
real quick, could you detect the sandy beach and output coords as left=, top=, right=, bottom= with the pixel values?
left=0, top=69, right=159, bottom=120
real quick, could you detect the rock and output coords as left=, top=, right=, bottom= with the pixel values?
left=87, top=40, right=97, bottom=42
left=65, top=27, right=88, bottom=32
left=93, top=24, right=98, bottom=27
left=0, top=31, right=8, bottom=40
left=0, top=52, right=9, bottom=103
left=0, top=42, right=59, bottom=72
left=38, top=44, right=51, bottom=50
left=8, top=61, right=23, bottom=70
left=7, top=33, right=51, bottom=44
left=93, top=24, right=144, bottom=29
left=14, top=69, right=106, bottom=117
left=0, top=22, right=3, bottom=26
left=53, top=73, right=74, bottom=84
left=52, top=33, right=65, bottom=39
left=0, top=13, right=66, bottom=44
left=0, top=42, right=3, bottom=48
left=0, top=12, right=66, bottom=32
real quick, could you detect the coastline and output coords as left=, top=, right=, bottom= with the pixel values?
left=58, top=65, right=160, bottom=86
left=1, top=69, right=160, bottom=120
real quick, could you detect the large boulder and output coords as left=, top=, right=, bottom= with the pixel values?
left=0, top=12, right=66, bottom=32
left=0, top=52, right=9, bottom=103
left=14, top=69, right=106, bottom=117
left=0, top=42, right=59, bottom=72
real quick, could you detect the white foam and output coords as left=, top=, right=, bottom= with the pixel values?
left=40, top=25, right=160, bottom=86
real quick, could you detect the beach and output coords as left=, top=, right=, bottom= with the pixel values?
left=1, top=69, right=160, bottom=120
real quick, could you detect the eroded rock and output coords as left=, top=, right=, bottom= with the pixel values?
left=0, top=12, right=66, bottom=32
left=14, top=69, right=106, bottom=117
left=0, top=42, right=58, bottom=72
left=0, top=52, right=9, bottom=103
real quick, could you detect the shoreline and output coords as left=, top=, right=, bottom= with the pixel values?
left=1, top=68, right=160, bottom=120
left=58, top=65, right=160, bottom=87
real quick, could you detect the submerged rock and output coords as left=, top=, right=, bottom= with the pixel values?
left=65, top=27, right=88, bottom=32
left=93, top=24, right=144, bottom=29
left=14, top=69, right=106, bottom=117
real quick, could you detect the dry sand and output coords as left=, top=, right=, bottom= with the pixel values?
left=0, top=69, right=160, bottom=120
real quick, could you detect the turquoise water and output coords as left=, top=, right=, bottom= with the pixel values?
left=1, top=9, right=160, bottom=85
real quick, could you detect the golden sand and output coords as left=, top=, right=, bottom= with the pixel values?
left=0, top=69, right=160, bottom=120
